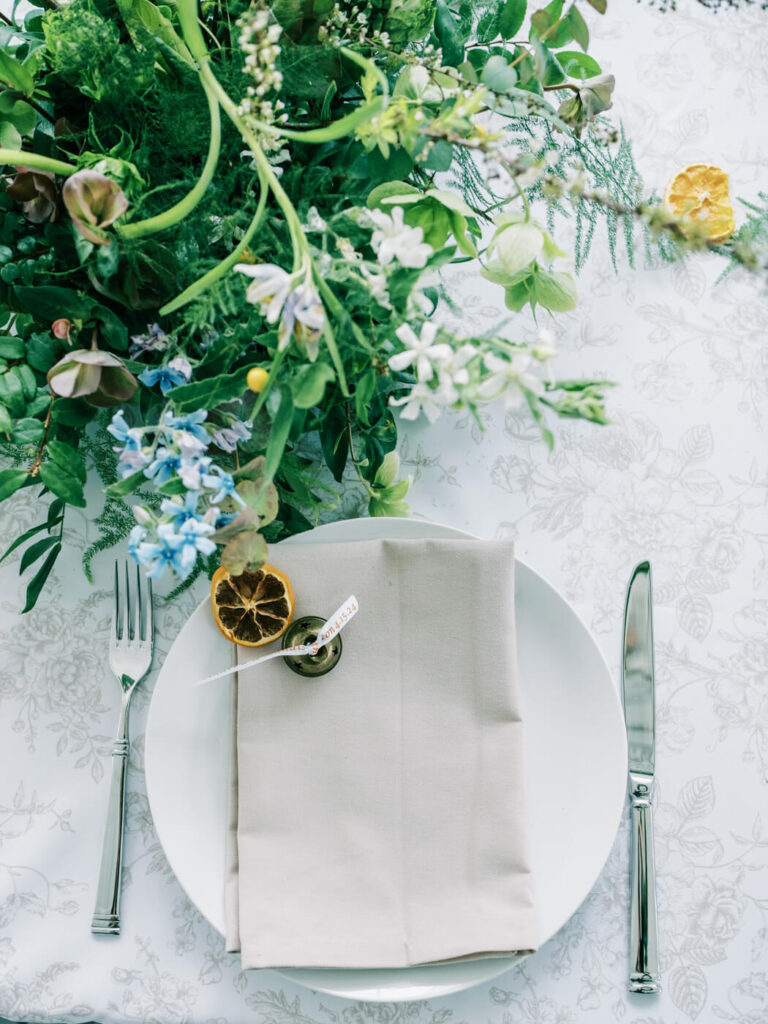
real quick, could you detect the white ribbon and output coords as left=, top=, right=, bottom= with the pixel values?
left=196, top=595, right=359, bottom=685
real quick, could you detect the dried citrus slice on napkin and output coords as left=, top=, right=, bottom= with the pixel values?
left=663, top=164, right=735, bottom=243
left=211, top=564, right=294, bottom=646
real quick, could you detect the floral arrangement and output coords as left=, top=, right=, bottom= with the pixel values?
left=0, top=0, right=765, bottom=610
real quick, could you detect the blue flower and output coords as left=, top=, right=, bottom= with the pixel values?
left=163, top=409, right=209, bottom=444
left=160, top=491, right=201, bottom=528
left=133, top=523, right=188, bottom=578
left=177, top=518, right=216, bottom=570
left=178, top=454, right=212, bottom=490
left=211, top=419, right=252, bottom=453
left=107, top=410, right=132, bottom=443
left=144, top=446, right=181, bottom=484
left=201, top=464, right=245, bottom=505
left=139, top=357, right=192, bottom=396
left=128, top=525, right=147, bottom=560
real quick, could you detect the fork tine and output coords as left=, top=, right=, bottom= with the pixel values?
left=136, top=563, right=144, bottom=640
left=123, top=561, right=132, bottom=641
left=112, top=560, right=120, bottom=641
left=146, top=575, right=154, bottom=643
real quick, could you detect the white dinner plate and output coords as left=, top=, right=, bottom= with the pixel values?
left=145, top=518, right=627, bottom=1002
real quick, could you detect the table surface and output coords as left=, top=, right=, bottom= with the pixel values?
left=2, top=2, right=767, bottom=1023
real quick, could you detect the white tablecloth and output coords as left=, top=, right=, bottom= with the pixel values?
left=2, top=2, right=767, bottom=1022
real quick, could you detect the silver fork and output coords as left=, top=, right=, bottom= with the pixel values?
left=91, top=562, right=153, bottom=935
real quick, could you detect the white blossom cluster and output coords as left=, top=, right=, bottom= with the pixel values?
left=318, top=2, right=391, bottom=48
left=236, top=3, right=287, bottom=151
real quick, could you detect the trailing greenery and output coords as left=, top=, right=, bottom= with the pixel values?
left=0, top=0, right=765, bottom=609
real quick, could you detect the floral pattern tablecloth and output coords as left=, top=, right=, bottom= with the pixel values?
left=2, top=2, right=767, bottom=1023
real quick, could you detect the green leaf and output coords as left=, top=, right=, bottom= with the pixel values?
left=434, top=0, right=464, bottom=67
left=19, top=534, right=60, bottom=574
left=354, top=368, right=377, bottom=425
left=0, top=94, right=36, bottom=136
left=320, top=405, right=348, bottom=483
left=47, top=439, right=87, bottom=482
left=39, top=460, right=86, bottom=507
left=367, top=181, right=421, bottom=209
left=422, top=139, right=454, bottom=172
left=12, top=286, right=128, bottom=350
left=264, top=387, right=294, bottom=482
left=291, top=362, right=335, bottom=409
left=481, top=55, right=518, bottom=94
left=235, top=478, right=279, bottom=527
left=0, top=515, right=62, bottom=564
left=166, top=367, right=246, bottom=411
left=0, top=50, right=35, bottom=96
left=476, top=8, right=500, bottom=43
left=22, top=544, right=61, bottom=613
left=0, top=369, right=26, bottom=416
left=0, top=121, right=22, bottom=151
left=0, top=467, right=28, bottom=501
left=115, top=0, right=194, bottom=65
left=11, top=416, right=44, bottom=445
left=558, top=50, right=601, bottom=79
left=566, top=5, right=589, bottom=50
left=0, top=336, right=25, bottom=359
left=220, top=529, right=268, bottom=576
left=50, top=398, right=95, bottom=426
left=586, top=0, right=606, bottom=12
left=499, top=0, right=527, bottom=38
left=0, top=403, right=11, bottom=433
left=534, top=268, right=578, bottom=311
left=26, top=332, right=61, bottom=373
left=504, top=278, right=534, bottom=310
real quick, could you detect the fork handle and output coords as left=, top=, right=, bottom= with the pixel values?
left=91, top=692, right=131, bottom=935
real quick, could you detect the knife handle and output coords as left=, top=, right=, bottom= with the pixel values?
left=629, top=774, right=660, bottom=993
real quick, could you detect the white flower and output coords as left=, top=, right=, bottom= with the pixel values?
left=359, top=264, right=391, bottom=308
left=167, top=356, right=192, bottom=381
left=305, top=206, right=326, bottom=232
left=369, top=207, right=433, bottom=269
left=389, top=383, right=442, bottom=423
left=174, top=430, right=207, bottom=457
left=433, top=344, right=476, bottom=405
left=532, top=326, right=556, bottom=360
left=234, top=262, right=293, bottom=322
left=388, top=322, right=453, bottom=383
left=476, top=351, right=544, bottom=410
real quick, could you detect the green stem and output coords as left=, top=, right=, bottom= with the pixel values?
left=318, top=311, right=350, bottom=398
left=247, top=348, right=285, bottom=423
left=0, top=149, right=76, bottom=177
left=117, top=76, right=221, bottom=239
left=159, top=171, right=268, bottom=315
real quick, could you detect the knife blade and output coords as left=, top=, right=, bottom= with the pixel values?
left=622, top=561, right=660, bottom=994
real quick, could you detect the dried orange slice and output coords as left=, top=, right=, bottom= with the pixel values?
left=663, top=164, right=735, bottom=243
left=211, top=564, right=294, bottom=647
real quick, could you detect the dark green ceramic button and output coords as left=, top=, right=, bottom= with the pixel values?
left=282, top=615, right=342, bottom=677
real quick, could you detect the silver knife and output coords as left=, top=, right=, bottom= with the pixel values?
left=622, top=561, right=660, bottom=993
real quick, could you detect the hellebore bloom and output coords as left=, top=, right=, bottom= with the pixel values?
left=62, top=169, right=128, bottom=245
left=7, top=169, right=59, bottom=223
left=47, top=349, right=137, bottom=407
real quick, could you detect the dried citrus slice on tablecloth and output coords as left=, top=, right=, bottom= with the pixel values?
left=211, top=564, right=294, bottom=646
left=663, top=164, right=736, bottom=243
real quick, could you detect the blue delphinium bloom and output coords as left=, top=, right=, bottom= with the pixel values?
left=202, top=464, right=245, bottom=505
left=139, top=357, right=192, bottom=396
left=163, top=409, right=209, bottom=444
left=160, top=491, right=201, bottom=529
left=145, top=446, right=181, bottom=484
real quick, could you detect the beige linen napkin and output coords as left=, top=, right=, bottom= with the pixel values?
left=225, top=537, right=537, bottom=969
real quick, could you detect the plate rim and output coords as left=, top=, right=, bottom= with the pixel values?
left=146, top=516, right=627, bottom=1002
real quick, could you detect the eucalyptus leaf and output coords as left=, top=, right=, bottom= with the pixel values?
left=0, top=467, right=28, bottom=501
left=22, top=544, right=61, bottom=613
left=39, top=460, right=86, bottom=507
